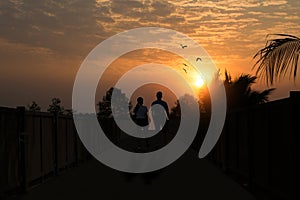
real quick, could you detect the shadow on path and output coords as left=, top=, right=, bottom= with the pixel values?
left=10, top=149, right=255, bottom=200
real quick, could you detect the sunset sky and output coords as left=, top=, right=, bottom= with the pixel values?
left=1, top=0, right=300, bottom=110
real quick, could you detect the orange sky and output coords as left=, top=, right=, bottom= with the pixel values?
left=95, top=48, right=209, bottom=109
left=0, top=0, right=300, bottom=110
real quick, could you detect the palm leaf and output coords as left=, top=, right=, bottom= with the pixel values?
left=253, top=34, right=300, bottom=85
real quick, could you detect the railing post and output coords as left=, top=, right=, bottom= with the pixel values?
left=290, top=91, right=300, bottom=199
left=17, top=106, right=28, bottom=193
left=53, top=113, right=59, bottom=175
left=247, top=107, right=254, bottom=192
left=73, top=119, right=79, bottom=166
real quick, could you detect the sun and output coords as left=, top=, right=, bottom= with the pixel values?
left=195, top=76, right=204, bottom=87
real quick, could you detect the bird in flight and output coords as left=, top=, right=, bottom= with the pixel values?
left=180, top=44, right=187, bottom=49
left=182, top=68, right=187, bottom=73
left=196, top=57, right=202, bottom=62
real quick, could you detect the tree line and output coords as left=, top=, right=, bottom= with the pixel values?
left=27, top=70, right=275, bottom=117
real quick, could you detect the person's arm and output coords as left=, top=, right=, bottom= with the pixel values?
left=164, top=102, right=170, bottom=119
left=151, top=101, right=156, bottom=106
left=146, top=108, right=151, bottom=123
left=133, top=105, right=139, bottom=117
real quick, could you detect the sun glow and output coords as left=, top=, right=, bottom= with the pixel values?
left=195, top=76, right=204, bottom=88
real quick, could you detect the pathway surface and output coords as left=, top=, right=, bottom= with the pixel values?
left=10, top=149, right=255, bottom=200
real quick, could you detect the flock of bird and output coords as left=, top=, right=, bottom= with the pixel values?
left=180, top=44, right=202, bottom=74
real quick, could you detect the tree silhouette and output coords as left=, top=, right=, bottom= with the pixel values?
left=47, top=98, right=64, bottom=114
left=170, top=94, right=200, bottom=118
left=62, top=109, right=73, bottom=116
left=198, top=86, right=211, bottom=114
left=97, top=87, right=132, bottom=119
left=254, top=34, right=300, bottom=85
left=224, top=70, right=275, bottom=111
left=170, top=100, right=180, bottom=118
left=27, top=101, right=41, bottom=112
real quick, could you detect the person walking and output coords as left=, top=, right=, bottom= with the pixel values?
left=151, top=91, right=169, bottom=145
left=133, top=97, right=149, bottom=151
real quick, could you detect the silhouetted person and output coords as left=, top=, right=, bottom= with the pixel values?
left=133, top=97, right=149, bottom=151
left=151, top=91, right=169, bottom=144
left=133, top=97, right=149, bottom=127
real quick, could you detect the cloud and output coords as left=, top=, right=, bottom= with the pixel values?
left=0, top=38, right=54, bottom=56
left=0, top=0, right=112, bottom=57
left=261, top=0, right=287, bottom=7
left=0, top=0, right=299, bottom=73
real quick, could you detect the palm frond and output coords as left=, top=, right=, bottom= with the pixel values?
left=266, top=34, right=300, bottom=40
left=258, top=88, right=276, bottom=103
left=234, top=74, right=257, bottom=90
left=248, top=88, right=275, bottom=104
left=224, top=69, right=231, bottom=83
left=253, top=34, right=300, bottom=85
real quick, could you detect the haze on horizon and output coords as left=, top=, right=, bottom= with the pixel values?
left=0, top=0, right=300, bottom=110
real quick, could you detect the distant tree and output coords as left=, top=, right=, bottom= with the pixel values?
left=224, top=70, right=275, bottom=111
left=170, top=94, right=199, bottom=118
left=170, top=100, right=180, bottom=118
left=254, top=34, right=300, bottom=85
left=47, top=98, right=64, bottom=114
left=97, top=87, right=132, bottom=119
left=27, top=101, right=41, bottom=112
left=198, top=86, right=211, bottom=114
left=63, top=109, right=73, bottom=116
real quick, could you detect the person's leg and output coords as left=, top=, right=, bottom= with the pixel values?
left=136, top=119, right=142, bottom=151
left=152, top=119, right=160, bottom=148
left=153, top=119, right=160, bottom=131
left=162, top=120, right=169, bottom=145
left=141, top=118, right=149, bottom=151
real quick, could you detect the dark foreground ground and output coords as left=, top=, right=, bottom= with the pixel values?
left=9, top=149, right=255, bottom=200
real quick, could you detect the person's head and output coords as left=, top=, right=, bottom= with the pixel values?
left=137, top=97, right=143, bottom=105
left=156, top=91, right=162, bottom=100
